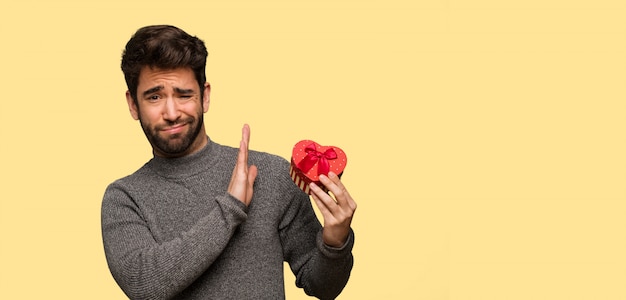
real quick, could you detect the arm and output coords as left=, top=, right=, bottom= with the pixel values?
left=280, top=184, right=355, bottom=300
left=102, top=125, right=257, bottom=299
left=101, top=188, right=247, bottom=300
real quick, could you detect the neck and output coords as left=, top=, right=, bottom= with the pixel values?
left=149, top=137, right=216, bottom=179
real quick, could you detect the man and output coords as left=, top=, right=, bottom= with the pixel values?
left=101, top=25, right=357, bottom=300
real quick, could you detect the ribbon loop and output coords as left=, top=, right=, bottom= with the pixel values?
left=297, top=143, right=338, bottom=176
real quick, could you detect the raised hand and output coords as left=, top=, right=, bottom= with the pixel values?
left=309, top=172, right=357, bottom=247
left=227, top=124, right=258, bottom=206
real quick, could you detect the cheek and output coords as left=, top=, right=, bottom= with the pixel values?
left=137, top=108, right=160, bottom=126
left=182, top=102, right=204, bottom=116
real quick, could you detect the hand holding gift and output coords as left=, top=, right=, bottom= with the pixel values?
left=290, top=140, right=356, bottom=247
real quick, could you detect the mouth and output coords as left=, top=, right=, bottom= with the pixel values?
left=160, top=123, right=188, bottom=135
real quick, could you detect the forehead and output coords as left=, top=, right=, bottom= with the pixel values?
left=137, top=66, right=198, bottom=90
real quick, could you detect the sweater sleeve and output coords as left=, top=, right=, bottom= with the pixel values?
left=101, top=183, right=247, bottom=300
left=279, top=188, right=355, bottom=300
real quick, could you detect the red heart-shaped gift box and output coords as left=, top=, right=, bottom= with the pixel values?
left=289, top=140, right=347, bottom=194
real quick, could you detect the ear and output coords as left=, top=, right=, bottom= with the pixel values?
left=126, top=90, right=139, bottom=120
left=202, top=82, right=211, bottom=113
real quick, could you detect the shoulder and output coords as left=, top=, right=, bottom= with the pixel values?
left=212, top=141, right=291, bottom=172
left=246, top=148, right=303, bottom=196
left=103, top=162, right=155, bottom=196
left=249, top=150, right=290, bottom=170
left=249, top=149, right=295, bottom=187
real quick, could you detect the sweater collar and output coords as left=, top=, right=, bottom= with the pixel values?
left=148, top=136, right=218, bottom=179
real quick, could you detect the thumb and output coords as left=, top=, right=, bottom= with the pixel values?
left=248, top=165, right=258, bottom=187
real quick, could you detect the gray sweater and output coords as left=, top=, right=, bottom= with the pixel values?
left=101, top=139, right=354, bottom=300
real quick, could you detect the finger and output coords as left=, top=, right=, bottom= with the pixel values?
left=228, top=126, right=252, bottom=203
left=309, top=182, right=336, bottom=221
left=237, top=124, right=251, bottom=168
left=236, top=140, right=247, bottom=173
left=228, top=141, right=247, bottom=200
left=240, top=131, right=247, bottom=164
left=319, top=172, right=351, bottom=207
left=242, top=124, right=251, bottom=150
left=310, top=181, right=342, bottom=215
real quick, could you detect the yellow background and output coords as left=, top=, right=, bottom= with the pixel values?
left=1, top=0, right=625, bottom=299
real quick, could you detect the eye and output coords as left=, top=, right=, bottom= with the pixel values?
left=147, top=95, right=161, bottom=102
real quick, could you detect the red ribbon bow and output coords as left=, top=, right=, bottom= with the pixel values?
left=298, top=143, right=338, bottom=176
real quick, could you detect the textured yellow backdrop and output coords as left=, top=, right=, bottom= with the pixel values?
left=1, top=0, right=625, bottom=299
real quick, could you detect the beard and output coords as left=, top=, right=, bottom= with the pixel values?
left=139, top=112, right=204, bottom=157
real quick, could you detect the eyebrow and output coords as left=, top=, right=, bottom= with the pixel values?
left=174, top=87, right=196, bottom=95
left=141, top=86, right=196, bottom=98
left=142, top=85, right=164, bottom=98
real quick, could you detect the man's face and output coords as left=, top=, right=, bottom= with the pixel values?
left=127, top=67, right=210, bottom=158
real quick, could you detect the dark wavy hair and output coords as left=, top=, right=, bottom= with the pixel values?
left=121, top=25, right=208, bottom=103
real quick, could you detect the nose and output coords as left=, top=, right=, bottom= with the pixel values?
left=162, top=97, right=181, bottom=121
